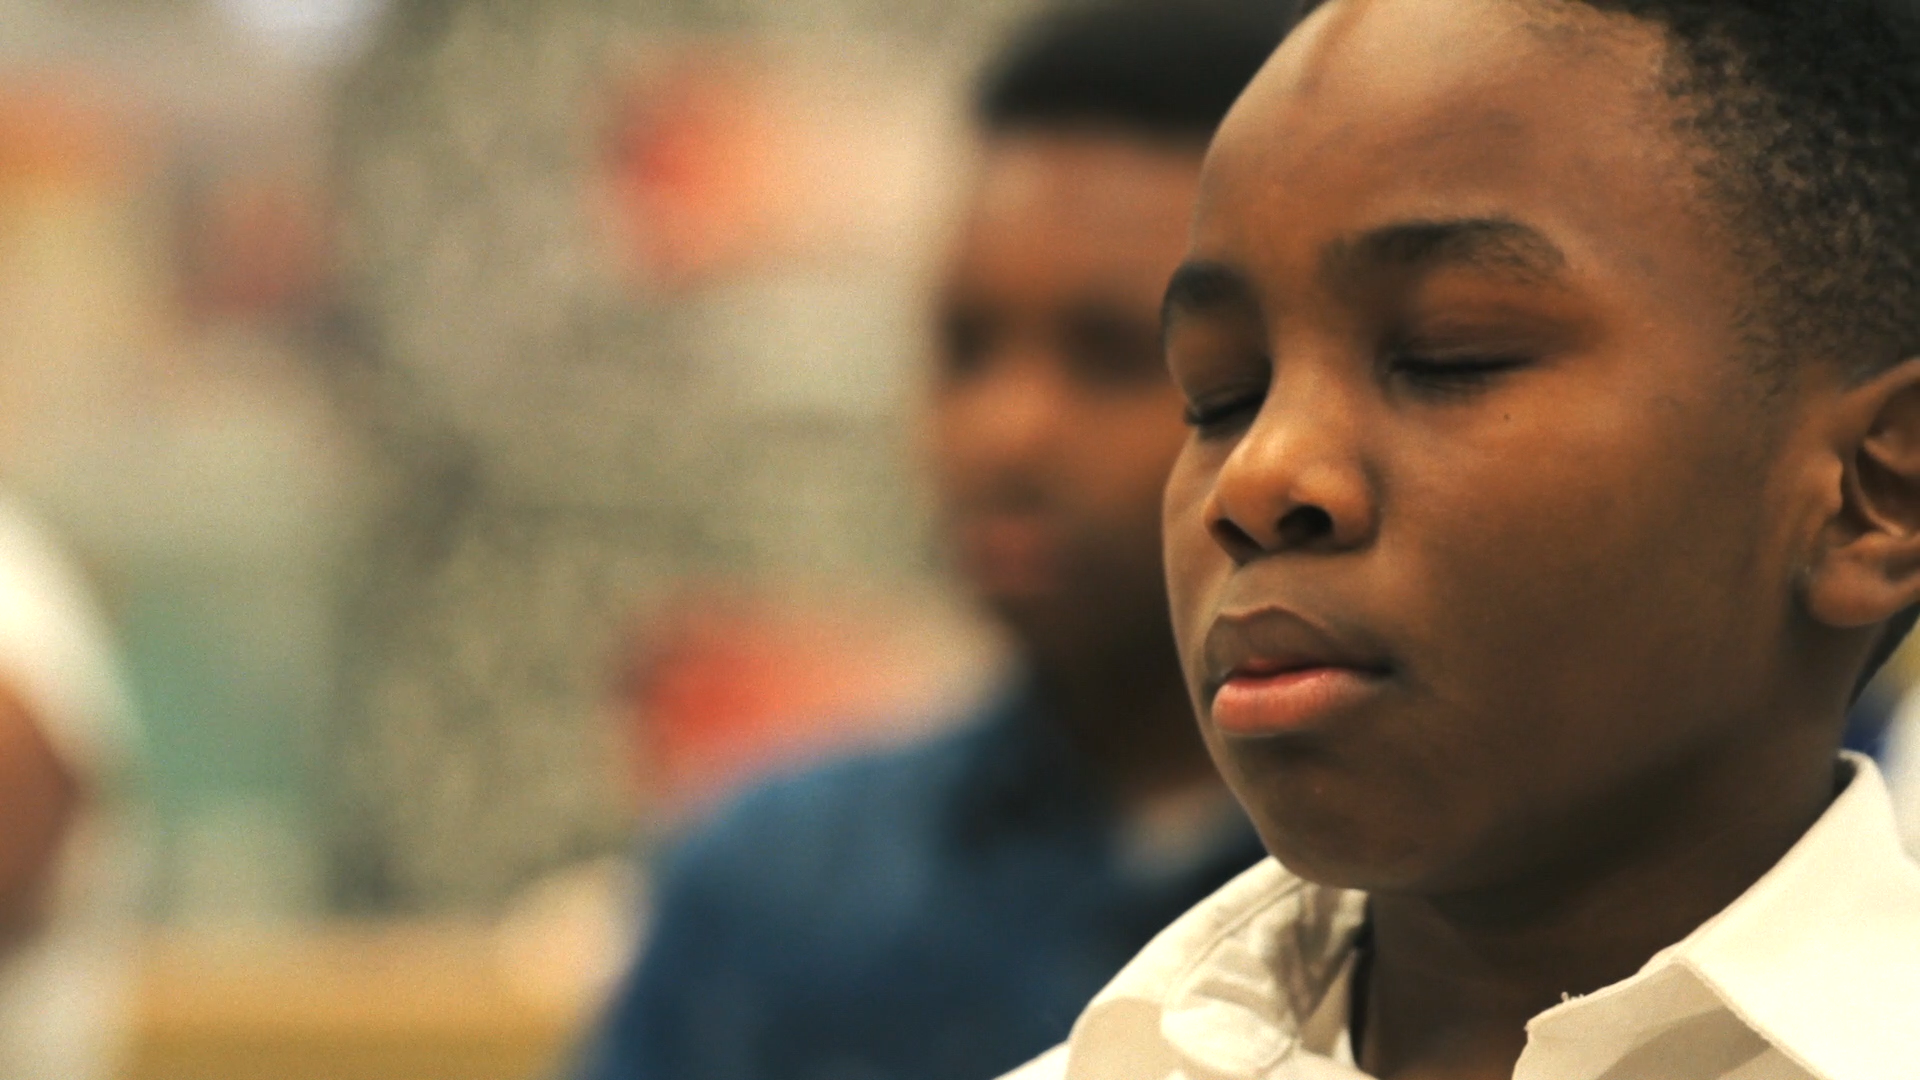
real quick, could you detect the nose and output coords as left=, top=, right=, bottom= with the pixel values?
left=944, top=345, right=1067, bottom=473
left=1203, top=367, right=1376, bottom=563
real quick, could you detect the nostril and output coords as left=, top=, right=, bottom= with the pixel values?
left=1208, top=516, right=1263, bottom=561
left=1277, top=505, right=1334, bottom=547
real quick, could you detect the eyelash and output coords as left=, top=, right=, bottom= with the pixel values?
left=1180, top=354, right=1528, bottom=434
left=1182, top=389, right=1265, bottom=434
left=1179, top=337, right=1538, bottom=438
left=1389, top=354, right=1529, bottom=395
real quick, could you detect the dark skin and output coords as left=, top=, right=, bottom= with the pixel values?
left=931, top=131, right=1221, bottom=806
left=1161, top=1, right=1920, bottom=1078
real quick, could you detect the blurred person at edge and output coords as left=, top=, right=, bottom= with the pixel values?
left=0, top=494, right=139, bottom=1080
left=574, top=4, right=1285, bottom=1079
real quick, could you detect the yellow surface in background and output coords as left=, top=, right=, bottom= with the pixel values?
left=130, top=923, right=587, bottom=1080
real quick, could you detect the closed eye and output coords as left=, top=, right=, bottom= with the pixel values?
left=1182, top=386, right=1266, bottom=435
left=1389, top=353, right=1531, bottom=397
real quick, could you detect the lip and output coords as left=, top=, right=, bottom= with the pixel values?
left=1211, top=666, right=1386, bottom=737
left=956, top=514, right=1061, bottom=596
left=1203, top=608, right=1391, bottom=737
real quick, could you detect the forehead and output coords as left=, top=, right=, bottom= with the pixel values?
left=950, top=133, right=1202, bottom=292
left=969, top=133, right=1203, bottom=229
left=1195, top=0, right=1701, bottom=283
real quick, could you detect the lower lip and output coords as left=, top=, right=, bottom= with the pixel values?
left=960, top=520, right=1058, bottom=595
left=1210, top=668, right=1383, bottom=737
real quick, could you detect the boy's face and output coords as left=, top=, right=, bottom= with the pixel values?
left=1165, top=0, right=1833, bottom=892
left=932, top=133, right=1200, bottom=674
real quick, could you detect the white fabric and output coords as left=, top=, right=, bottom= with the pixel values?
left=1003, top=753, right=1920, bottom=1080
left=1879, top=694, right=1920, bottom=858
left=0, top=500, right=133, bottom=782
left=0, top=496, right=139, bottom=1080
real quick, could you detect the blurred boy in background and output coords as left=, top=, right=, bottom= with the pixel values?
left=0, top=494, right=137, bottom=1080
left=575, top=3, right=1284, bottom=1078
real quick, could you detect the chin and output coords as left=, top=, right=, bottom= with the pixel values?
left=1223, top=753, right=1475, bottom=894
left=1263, top=835, right=1447, bottom=893
left=986, top=593, right=1114, bottom=668
left=983, top=593, right=1065, bottom=647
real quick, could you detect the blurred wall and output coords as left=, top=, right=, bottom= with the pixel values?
left=0, top=0, right=370, bottom=924
left=0, top=0, right=1064, bottom=926
left=324, top=0, right=1036, bottom=914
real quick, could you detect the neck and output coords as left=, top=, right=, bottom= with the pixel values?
left=1033, top=647, right=1219, bottom=809
left=1358, top=731, right=1840, bottom=1080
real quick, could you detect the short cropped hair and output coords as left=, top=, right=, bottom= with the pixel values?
left=978, top=0, right=1291, bottom=143
left=1291, top=0, right=1920, bottom=377
left=1292, top=0, right=1920, bottom=687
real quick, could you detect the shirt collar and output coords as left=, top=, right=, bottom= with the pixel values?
left=1522, top=752, right=1920, bottom=1080
left=1055, top=752, right=1920, bottom=1080
left=1060, top=860, right=1366, bottom=1079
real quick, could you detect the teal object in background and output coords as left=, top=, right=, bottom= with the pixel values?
left=121, top=570, right=329, bottom=923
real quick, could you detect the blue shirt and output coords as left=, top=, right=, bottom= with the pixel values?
left=576, top=686, right=1266, bottom=1080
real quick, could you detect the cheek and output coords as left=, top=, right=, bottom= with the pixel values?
left=1163, top=445, right=1228, bottom=684
left=923, top=396, right=967, bottom=479
left=1059, top=393, right=1190, bottom=556
left=924, top=389, right=1004, bottom=505
left=1072, top=393, right=1188, bottom=497
left=1392, top=391, right=1780, bottom=742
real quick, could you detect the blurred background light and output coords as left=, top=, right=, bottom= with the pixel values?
left=211, top=0, right=388, bottom=64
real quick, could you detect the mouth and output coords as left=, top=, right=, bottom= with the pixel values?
left=954, top=513, right=1062, bottom=597
left=1203, top=610, right=1392, bottom=737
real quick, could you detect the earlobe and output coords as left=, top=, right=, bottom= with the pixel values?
left=1804, top=356, right=1920, bottom=630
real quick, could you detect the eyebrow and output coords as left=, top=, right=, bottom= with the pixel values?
left=1326, top=216, right=1568, bottom=285
left=1162, top=260, right=1260, bottom=329
left=1162, top=216, right=1572, bottom=333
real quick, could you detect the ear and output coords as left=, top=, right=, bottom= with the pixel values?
left=1805, top=357, right=1920, bottom=630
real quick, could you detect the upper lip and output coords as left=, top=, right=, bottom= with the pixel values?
left=1202, top=607, right=1392, bottom=699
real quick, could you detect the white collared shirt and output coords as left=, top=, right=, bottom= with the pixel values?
left=1003, top=753, right=1920, bottom=1080
left=1876, top=693, right=1920, bottom=856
